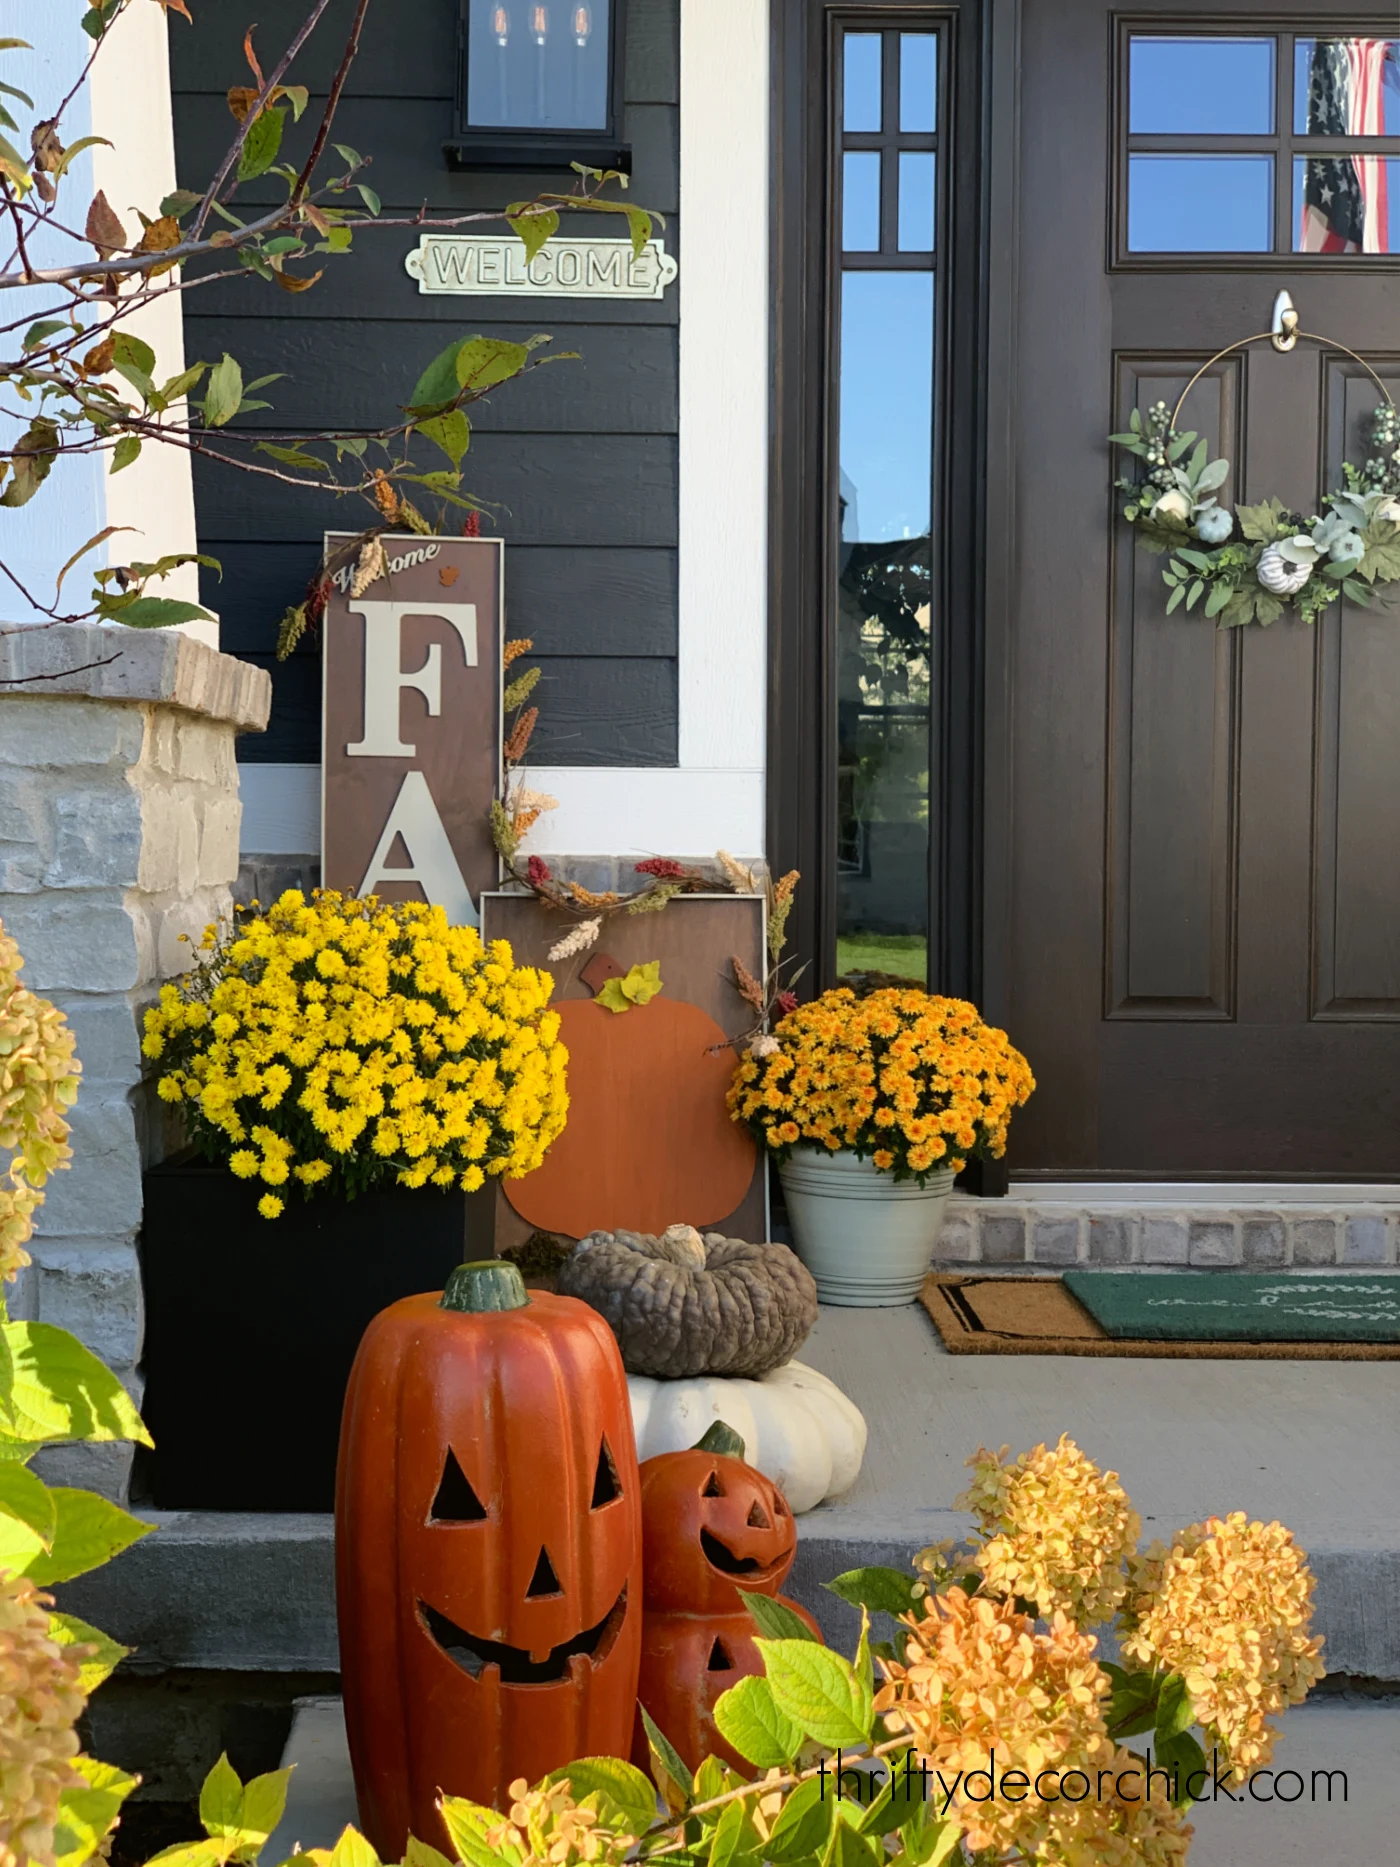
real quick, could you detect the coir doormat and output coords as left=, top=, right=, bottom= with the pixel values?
left=919, top=1273, right=1400, bottom=1359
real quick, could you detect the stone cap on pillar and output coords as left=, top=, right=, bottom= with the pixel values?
left=0, top=623, right=272, bottom=734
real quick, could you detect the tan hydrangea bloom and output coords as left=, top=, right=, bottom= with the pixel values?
left=0, top=922, right=81, bottom=1285
left=875, top=1588, right=1190, bottom=1866
left=1121, top=1512, right=1326, bottom=1780
left=957, top=1435, right=1141, bottom=1624
left=0, top=1573, right=87, bottom=1867
left=483, top=1777, right=637, bottom=1867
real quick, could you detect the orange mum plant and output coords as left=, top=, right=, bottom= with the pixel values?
left=727, top=986, right=1034, bottom=1182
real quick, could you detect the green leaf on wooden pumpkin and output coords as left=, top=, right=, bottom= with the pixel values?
left=595, top=962, right=663, bottom=1013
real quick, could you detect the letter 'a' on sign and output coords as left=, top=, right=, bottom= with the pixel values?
left=321, top=533, right=503, bottom=928
left=360, top=771, right=479, bottom=928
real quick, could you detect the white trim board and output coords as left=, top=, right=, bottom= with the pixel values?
left=238, top=762, right=765, bottom=859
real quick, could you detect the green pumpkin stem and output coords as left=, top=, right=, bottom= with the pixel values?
left=440, top=1259, right=530, bottom=1313
left=692, top=1420, right=747, bottom=1460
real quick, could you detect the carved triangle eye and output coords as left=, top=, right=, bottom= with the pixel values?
left=430, top=1449, right=488, bottom=1523
left=591, top=1437, right=622, bottom=1508
left=527, top=1546, right=563, bottom=1598
left=702, top=1468, right=726, bottom=1498
left=707, top=1636, right=734, bottom=1672
left=746, top=1499, right=771, bottom=1529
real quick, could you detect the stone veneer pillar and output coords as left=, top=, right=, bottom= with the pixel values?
left=0, top=625, right=271, bottom=1502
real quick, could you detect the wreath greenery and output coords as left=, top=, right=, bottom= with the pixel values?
left=1111, top=399, right=1400, bottom=628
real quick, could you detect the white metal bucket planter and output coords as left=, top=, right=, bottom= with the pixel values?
left=777, top=1146, right=956, bottom=1307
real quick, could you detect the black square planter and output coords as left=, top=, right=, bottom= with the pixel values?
left=138, top=1156, right=493, bottom=1512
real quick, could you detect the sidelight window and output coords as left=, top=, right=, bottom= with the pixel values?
left=833, top=24, right=942, bottom=984
left=1122, top=31, right=1400, bottom=257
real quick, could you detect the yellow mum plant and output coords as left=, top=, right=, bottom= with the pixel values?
left=142, top=889, right=568, bottom=1219
left=727, top=987, right=1033, bottom=1182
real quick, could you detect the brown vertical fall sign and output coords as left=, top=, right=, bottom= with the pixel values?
left=322, top=532, right=502, bottom=925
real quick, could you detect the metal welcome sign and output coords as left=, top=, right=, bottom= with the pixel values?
left=405, top=233, right=677, bottom=299
left=321, top=533, right=502, bottom=927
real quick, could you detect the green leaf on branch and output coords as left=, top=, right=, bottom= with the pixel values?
left=100, top=597, right=217, bottom=629
left=824, top=1566, right=919, bottom=1620
left=740, top=1589, right=821, bottom=1643
left=357, top=185, right=381, bottom=216
left=233, top=1767, right=295, bottom=1856
left=1155, top=1672, right=1196, bottom=1741
left=763, top=1777, right=833, bottom=1864
left=639, top=1703, right=693, bottom=1812
left=0, top=1461, right=57, bottom=1571
left=713, top=1675, right=804, bottom=1767
left=418, top=408, right=471, bottom=469
left=203, top=354, right=245, bottom=428
left=256, top=443, right=331, bottom=473
left=706, top=1799, right=749, bottom=1867
left=49, top=1611, right=130, bottom=1694
left=438, top=1797, right=515, bottom=1867
left=22, top=1486, right=153, bottom=1584
left=457, top=336, right=530, bottom=393
left=22, top=320, right=67, bottom=351
left=238, top=106, right=285, bottom=183
left=822, top=1822, right=878, bottom=1867
left=161, top=188, right=203, bottom=219
left=0, top=418, right=59, bottom=507
left=755, top=1638, right=873, bottom=1749
left=506, top=203, right=559, bottom=263
left=403, top=1841, right=454, bottom=1867
left=54, top=1756, right=138, bottom=1867
left=1, top=1322, right=151, bottom=1447
left=111, top=436, right=142, bottom=473
left=541, top=1758, right=656, bottom=1836
left=1154, top=1729, right=1208, bottom=1807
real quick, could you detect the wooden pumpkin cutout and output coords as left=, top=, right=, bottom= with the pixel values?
left=336, top=1260, right=642, bottom=1859
left=505, top=956, right=756, bottom=1237
left=631, top=1424, right=819, bottom=1773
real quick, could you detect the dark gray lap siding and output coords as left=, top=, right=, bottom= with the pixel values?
left=170, top=0, right=680, bottom=767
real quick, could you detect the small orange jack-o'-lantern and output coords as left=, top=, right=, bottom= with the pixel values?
left=632, top=1424, right=819, bottom=1772
left=336, top=1261, right=642, bottom=1860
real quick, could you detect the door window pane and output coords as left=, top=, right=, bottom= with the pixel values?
left=844, top=33, right=882, bottom=132
left=898, top=151, right=936, bottom=251
left=1129, top=37, right=1275, bottom=136
left=1128, top=154, right=1274, bottom=252
left=1295, top=155, right=1400, bottom=251
left=899, top=33, right=937, bottom=132
left=837, top=273, right=934, bottom=984
left=467, top=1, right=611, bottom=131
left=842, top=152, right=881, bottom=251
left=1295, top=40, right=1400, bottom=136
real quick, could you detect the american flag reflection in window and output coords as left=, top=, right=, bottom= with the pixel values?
left=1297, top=40, right=1398, bottom=252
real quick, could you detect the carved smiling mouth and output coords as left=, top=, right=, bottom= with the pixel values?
left=700, top=1530, right=784, bottom=1580
left=418, top=1587, right=628, bottom=1686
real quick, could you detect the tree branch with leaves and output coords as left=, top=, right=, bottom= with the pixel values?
left=0, top=0, right=660, bottom=635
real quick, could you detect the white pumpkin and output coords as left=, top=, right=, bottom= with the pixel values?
left=627, top=1359, right=867, bottom=1514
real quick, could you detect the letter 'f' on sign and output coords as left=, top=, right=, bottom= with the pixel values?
left=345, top=601, right=478, bottom=758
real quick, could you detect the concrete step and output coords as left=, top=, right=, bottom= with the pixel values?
left=263, top=1694, right=1399, bottom=1867
left=59, top=1304, right=1400, bottom=1678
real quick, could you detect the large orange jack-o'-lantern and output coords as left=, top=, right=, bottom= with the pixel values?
left=336, top=1260, right=642, bottom=1859
left=631, top=1424, right=819, bottom=1773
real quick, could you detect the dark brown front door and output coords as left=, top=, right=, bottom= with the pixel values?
left=1006, top=4, right=1400, bottom=1175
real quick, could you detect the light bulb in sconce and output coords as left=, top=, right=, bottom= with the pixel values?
left=531, top=4, right=548, bottom=44
left=491, top=4, right=509, bottom=45
left=572, top=5, right=592, bottom=46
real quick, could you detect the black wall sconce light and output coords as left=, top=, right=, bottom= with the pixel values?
left=446, top=0, right=630, bottom=172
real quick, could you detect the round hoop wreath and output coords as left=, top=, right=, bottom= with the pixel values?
left=1111, top=310, right=1400, bottom=629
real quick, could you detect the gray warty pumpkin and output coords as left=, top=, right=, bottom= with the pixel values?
left=556, top=1224, right=819, bottom=1379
